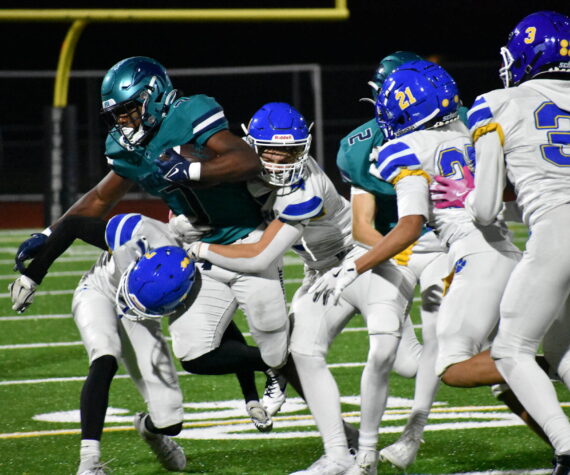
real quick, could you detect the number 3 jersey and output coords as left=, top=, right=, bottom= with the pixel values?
left=249, top=157, right=353, bottom=271
left=369, top=120, right=514, bottom=258
left=467, top=79, right=570, bottom=228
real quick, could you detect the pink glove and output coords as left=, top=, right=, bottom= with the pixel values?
left=430, top=165, right=474, bottom=209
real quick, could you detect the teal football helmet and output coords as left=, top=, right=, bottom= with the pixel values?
left=367, top=51, right=423, bottom=101
left=100, top=56, right=176, bottom=149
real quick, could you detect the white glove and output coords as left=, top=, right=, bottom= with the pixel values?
left=168, top=214, right=213, bottom=244
left=185, top=241, right=208, bottom=261
left=9, top=275, right=38, bottom=313
left=308, top=259, right=359, bottom=306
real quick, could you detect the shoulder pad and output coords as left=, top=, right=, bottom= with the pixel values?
left=370, top=140, right=421, bottom=183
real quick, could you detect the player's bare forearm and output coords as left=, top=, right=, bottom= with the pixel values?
left=355, top=214, right=424, bottom=274
left=203, top=130, right=262, bottom=182
left=351, top=191, right=384, bottom=248
left=50, top=172, right=133, bottom=231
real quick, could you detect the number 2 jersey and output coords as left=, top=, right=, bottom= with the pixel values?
left=369, top=119, right=516, bottom=259
left=467, top=79, right=570, bottom=228
left=249, top=157, right=353, bottom=271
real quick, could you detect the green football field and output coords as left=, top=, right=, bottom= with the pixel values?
left=0, top=224, right=567, bottom=475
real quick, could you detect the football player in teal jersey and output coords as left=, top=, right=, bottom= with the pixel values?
left=336, top=52, right=467, bottom=470
left=13, top=56, right=289, bottom=449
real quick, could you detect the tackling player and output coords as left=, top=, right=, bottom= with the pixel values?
left=186, top=102, right=411, bottom=475
left=10, top=213, right=192, bottom=474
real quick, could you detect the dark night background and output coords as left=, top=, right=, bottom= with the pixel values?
left=0, top=0, right=568, bottom=217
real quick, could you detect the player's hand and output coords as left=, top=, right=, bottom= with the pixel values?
left=155, top=148, right=193, bottom=184
left=430, top=165, right=474, bottom=209
left=9, top=275, right=38, bottom=313
left=169, top=214, right=213, bottom=244
left=186, top=241, right=205, bottom=261
left=309, top=260, right=358, bottom=306
left=14, top=232, right=49, bottom=273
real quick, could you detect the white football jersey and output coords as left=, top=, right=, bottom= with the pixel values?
left=252, top=157, right=353, bottom=270
left=78, top=214, right=176, bottom=301
left=370, top=120, right=512, bottom=255
left=468, top=79, right=570, bottom=227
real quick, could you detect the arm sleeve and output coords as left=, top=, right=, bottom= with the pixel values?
left=24, top=216, right=107, bottom=284
left=201, top=222, right=303, bottom=273
left=394, top=175, right=430, bottom=220
left=464, top=131, right=505, bottom=226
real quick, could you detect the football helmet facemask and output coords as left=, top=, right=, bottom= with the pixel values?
left=116, top=245, right=196, bottom=321
left=375, top=60, right=460, bottom=140
left=500, top=11, right=570, bottom=87
left=242, top=102, right=313, bottom=187
left=100, top=56, right=177, bottom=150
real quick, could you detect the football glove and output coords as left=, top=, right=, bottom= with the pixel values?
left=309, top=259, right=358, bottom=306
left=430, top=165, right=474, bottom=209
left=14, top=232, right=49, bottom=273
left=9, top=275, right=38, bottom=313
left=155, top=148, right=200, bottom=184
left=168, top=214, right=213, bottom=244
left=185, top=241, right=205, bottom=261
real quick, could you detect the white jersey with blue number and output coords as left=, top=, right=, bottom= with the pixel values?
left=370, top=120, right=512, bottom=255
left=468, top=79, right=570, bottom=227
left=260, top=157, right=353, bottom=270
left=79, top=214, right=176, bottom=301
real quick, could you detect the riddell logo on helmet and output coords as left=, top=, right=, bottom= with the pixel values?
left=272, top=134, right=294, bottom=140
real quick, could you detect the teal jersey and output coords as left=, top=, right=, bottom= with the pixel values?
left=336, top=107, right=469, bottom=235
left=337, top=118, right=398, bottom=235
left=105, top=94, right=262, bottom=245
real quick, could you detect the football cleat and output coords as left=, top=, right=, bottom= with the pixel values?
left=553, top=454, right=570, bottom=475
left=134, top=412, right=187, bottom=471
left=262, top=369, right=287, bottom=416
left=346, top=449, right=378, bottom=475
left=379, top=410, right=427, bottom=469
left=289, top=454, right=354, bottom=475
left=246, top=400, right=273, bottom=433
left=76, top=457, right=109, bottom=475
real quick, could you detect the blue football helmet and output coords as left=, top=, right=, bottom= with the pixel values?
left=375, top=60, right=460, bottom=140
left=100, top=56, right=177, bottom=149
left=117, top=246, right=196, bottom=321
left=367, top=51, right=423, bottom=101
left=242, top=102, right=313, bottom=187
left=500, top=11, right=570, bottom=87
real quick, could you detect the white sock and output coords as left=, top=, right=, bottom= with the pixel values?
left=292, top=352, right=351, bottom=460
left=80, top=439, right=100, bottom=461
left=497, top=355, right=570, bottom=454
left=359, top=334, right=400, bottom=452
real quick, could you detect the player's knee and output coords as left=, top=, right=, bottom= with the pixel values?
left=90, top=354, right=118, bottom=377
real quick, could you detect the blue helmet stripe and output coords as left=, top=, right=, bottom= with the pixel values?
left=105, top=213, right=142, bottom=250
left=282, top=196, right=323, bottom=220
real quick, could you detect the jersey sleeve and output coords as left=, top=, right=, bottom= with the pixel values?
left=369, top=140, right=428, bottom=185
left=467, top=95, right=505, bottom=146
left=273, top=180, right=324, bottom=224
left=173, top=94, right=228, bottom=146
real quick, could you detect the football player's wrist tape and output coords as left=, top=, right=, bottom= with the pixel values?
left=188, top=162, right=201, bottom=181
left=9, top=275, right=38, bottom=313
left=42, top=227, right=52, bottom=237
